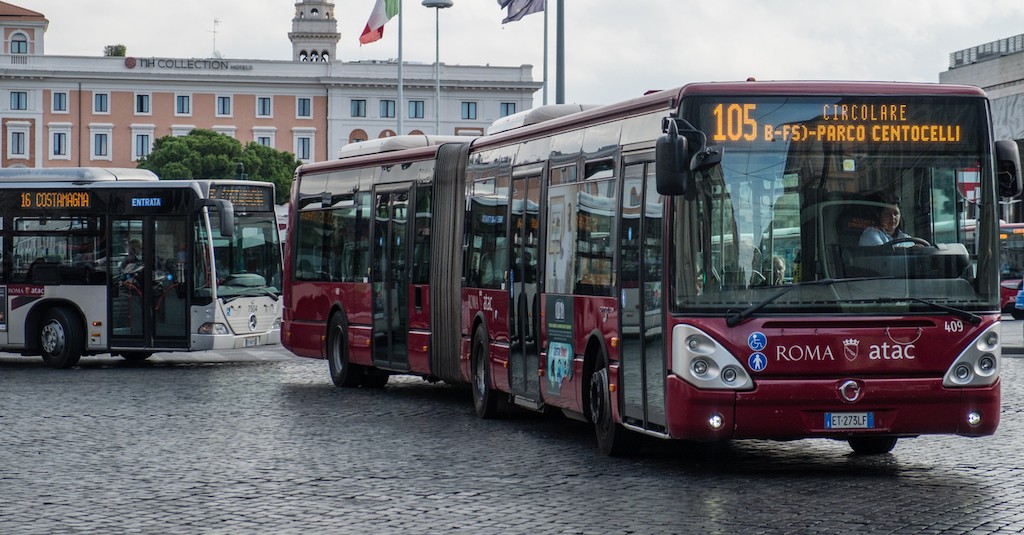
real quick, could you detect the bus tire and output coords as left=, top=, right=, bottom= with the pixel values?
left=327, top=313, right=362, bottom=387
left=848, top=436, right=898, bottom=455
left=119, top=351, right=152, bottom=362
left=39, top=307, right=84, bottom=369
left=362, top=370, right=390, bottom=388
left=589, top=356, right=634, bottom=456
left=471, top=327, right=500, bottom=419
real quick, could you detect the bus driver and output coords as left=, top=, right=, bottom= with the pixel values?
left=859, top=197, right=914, bottom=247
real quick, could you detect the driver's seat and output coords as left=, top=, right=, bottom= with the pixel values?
left=834, top=200, right=883, bottom=277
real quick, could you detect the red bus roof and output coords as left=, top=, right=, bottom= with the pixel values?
left=471, top=80, right=987, bottom=150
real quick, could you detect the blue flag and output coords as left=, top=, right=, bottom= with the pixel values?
left=497, top=0, right=544, bottom=23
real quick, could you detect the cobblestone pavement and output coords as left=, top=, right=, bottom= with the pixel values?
left=2, top=342, right=1024, bottom=534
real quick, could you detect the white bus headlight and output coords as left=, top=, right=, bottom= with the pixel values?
left=199, top=322, right=230, bottom=335
left=672, top=324, right=754, bottom=390
left=943, top=323, right=1000, bottom=387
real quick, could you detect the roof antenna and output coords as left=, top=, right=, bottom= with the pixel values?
left=211, top=18, right=222, bottom=58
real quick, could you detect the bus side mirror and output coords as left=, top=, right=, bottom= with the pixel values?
left=996, top=139, right=1022, bottom=198
left=196, top=198, right=235, bottom=238
left=656, top=120, right=691, bottom=197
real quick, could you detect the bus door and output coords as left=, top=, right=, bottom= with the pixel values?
left=371, top=185, right=410, bottom=371
left=110, top=216, right=190, bottom=349
left=618, top=159, right=667, bottom=431
left=508, top=173, right=543, bottom=403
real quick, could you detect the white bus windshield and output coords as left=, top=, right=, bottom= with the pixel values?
left=198, top=211, right=282, bottom=299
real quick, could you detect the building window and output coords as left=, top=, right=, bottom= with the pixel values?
left=500, top=102, right=516, bottom=117
left=10, top=91, right=27, bottom=111
left=253, top=126, right=276, bottom=148
left=380, top=99, right=396, bottom=119
left=11, top=34, right=28, bottom=54
left=351, top=99, right=366, bottom=117
left=176, top=94, right=191, bottom=115
left=94, top=92, right=109, bottom=114
left=216, top=95, right=232, bottom=116
left=461, top=101, right=477, bottom=120
left=49, top=124, right=72, bottom=160
left=9, top=131, right=26, bottom=156
left=297, top=97, right=311, bottom=118
left=135, top=93, right=151, bottom=114
left=257, top=96, right=272, bottom=117
left=93, top=133, right=109, bottom=158
left=409, top=100, right=425, bottom=119
left=296, top=137, right=311, bottom=160
left=52, top=132, right=68, bottom=157
left=52, top=92, right=68, bottom=113
left=134, top=134, right=151, bottom=160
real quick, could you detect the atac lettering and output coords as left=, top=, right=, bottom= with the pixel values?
left=868, top=342, right=916, bottom=360
left=776, top=345, right=835, bottom=362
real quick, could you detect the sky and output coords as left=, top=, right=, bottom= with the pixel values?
left=17, top=0, right=1024, bottom=107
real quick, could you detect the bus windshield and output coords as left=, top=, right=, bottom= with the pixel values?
left=673, top=95, right=999, bottom=315
left=200, top=210, right=282, bottom=299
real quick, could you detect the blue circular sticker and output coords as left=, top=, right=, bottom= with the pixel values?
left=748, top=352, right=767, bottom=372
left=747, top=331, right=767, bottom=351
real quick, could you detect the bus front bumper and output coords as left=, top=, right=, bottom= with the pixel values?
left=663, top=375, right=1000, bottom=442
left=191, top=328, right=281, bottom=351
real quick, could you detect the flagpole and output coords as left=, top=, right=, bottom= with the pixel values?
left=555, top=0, right=564, bottom=104
left=542, top=0, right=548, bottom=106
left=397, top=0, right=404, bottom=135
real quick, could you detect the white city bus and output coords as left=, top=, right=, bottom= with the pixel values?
left=0, top=168, right=282, bottom=368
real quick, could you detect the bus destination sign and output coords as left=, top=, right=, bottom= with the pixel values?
left=708, top=102, right=965, bottom=145
left=210, top=185, right=273, bottom=211
left=20, top=191, right=91, bottom=209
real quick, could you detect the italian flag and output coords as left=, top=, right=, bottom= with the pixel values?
left=360, top=0, right=400, bottom=44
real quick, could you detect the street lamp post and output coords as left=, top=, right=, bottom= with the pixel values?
left=422, top=0, right=453, bottom=135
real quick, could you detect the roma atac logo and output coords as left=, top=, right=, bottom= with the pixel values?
left=843, top=338, right=859, bottom=361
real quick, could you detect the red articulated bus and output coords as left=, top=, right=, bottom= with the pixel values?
left=283, top=81, right=1021, bottom=455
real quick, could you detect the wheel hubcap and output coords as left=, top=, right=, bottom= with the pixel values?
left=41, top=320, right=65, bottom=355
left=474, top=351, right=485, bottom=398
left=589, top=369, right=606, bottom=423
left=330, top=326, right=343, bottom=371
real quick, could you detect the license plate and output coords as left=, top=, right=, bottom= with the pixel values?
left=244, top=336, right=259, bottom=347
left=824, top=412, right=874, bottom=429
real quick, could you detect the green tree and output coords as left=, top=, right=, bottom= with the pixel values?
left=103, top=44, right=126, bottom=57
left=138, top=129, right=299, bottom=204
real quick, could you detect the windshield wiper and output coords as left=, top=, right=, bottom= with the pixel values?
left=878, top=296, right=981, bottom=325
left=725, top=276, right=894, bottom=327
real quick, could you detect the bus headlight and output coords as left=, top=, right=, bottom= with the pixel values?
left=943, top=323, right=1000, bottom=387
left=671, top=324, right=754, bottom=390
left=199, top=322, right=230, bottom=335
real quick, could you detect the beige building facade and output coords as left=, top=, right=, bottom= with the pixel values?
left=0, top=1, right=540, bottom=169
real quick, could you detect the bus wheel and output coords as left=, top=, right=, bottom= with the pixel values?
left=471, top=328, right=500, bottom=419
left=120, top=352, right=152, bottom=362
left=848, top=436, right=898, bottom=455
left=39, top=307, right=83, bottom=369
left=327, top=314, right=362, bottom=387
left=589, top=358, right=633, bottom=456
